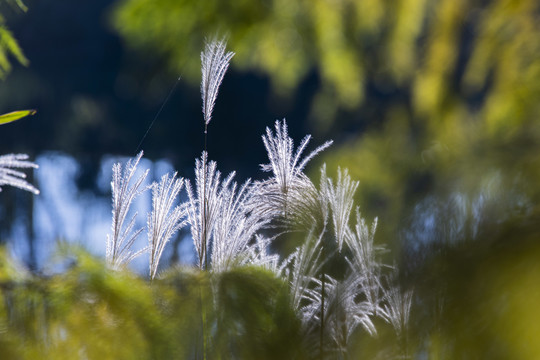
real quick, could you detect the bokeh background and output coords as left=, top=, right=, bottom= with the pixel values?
left=1, top=0, right=540, bottom=357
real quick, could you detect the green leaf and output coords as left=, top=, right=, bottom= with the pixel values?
left=0, top=109, right=36, bottom=125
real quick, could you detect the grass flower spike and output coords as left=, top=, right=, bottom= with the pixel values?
left=106, top=151, right=149, bottom=270
left=0, top=153, right=39, bottom=195
left=201, top=38, right=235, bottom=127
left=148, top=172, right=186, bottom=279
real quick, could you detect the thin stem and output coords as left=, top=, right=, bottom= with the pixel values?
left=320, top=247, right=325, bottom=360
left=201, top=122, right=209, bottom=360
left=200, top=282, right=208, bottom=360
left=203, top=123, right=208, bottom=271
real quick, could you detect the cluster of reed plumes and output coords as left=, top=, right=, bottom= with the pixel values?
left=105, top=39, right=412, bottom=359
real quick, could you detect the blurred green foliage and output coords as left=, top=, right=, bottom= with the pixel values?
left=409, top=213, right=540, bottom=359
left=0, top=0, right=28, bottom=78
left=3, top=236, right=540, bottom=359
left=320, top=0, right=540, bottom=255
left=0, top=247, right=304, bottom=359
left=109, top=0, right=540, bottom=128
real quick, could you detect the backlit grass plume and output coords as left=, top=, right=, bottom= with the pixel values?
left=257, top=120, right=333, bottom=229
left=185, top=152, right=232, bottom=269
left=201, top=37, right=234, bottom=128
left=106, top=151, right=149, bottom=270
left=148, top=172, right=186, bottom=279
left=0, top=153, right=39, bottom=195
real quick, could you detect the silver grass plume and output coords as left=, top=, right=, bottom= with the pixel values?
left=327, top=276, right=378, bottom=346
left=303, top=274, right=378, bottom=354
left=345, top=210, right=385, bottom=315
left=210, top=178, right=272, bottom=272
left=322, top=166, right=359, bottom=251
left=106, top=152, right=149, bottom=270
left=201, top=38, right=235, bottom=127
left=261, top=119, right=333, bottom=193
left=258, top=119, right=332, bottom=228
left=185, top=152, right=233, bottom=269
left=282, top=230, right=325, bottom=315
left=380, top=273, right=413, bottom=340
left=0, top=153, right=39, bottom=195
left=246, top=234, right=280, bottom=274
left=148, top=172, right=187, bottom=279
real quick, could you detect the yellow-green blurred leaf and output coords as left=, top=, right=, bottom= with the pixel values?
left=0, top=109, right=36, bottom=125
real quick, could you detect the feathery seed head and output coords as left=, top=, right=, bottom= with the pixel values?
left=0, top=153, right=39, bottom=195
left=257, top=119, right=333, bottom=229
left=148, top=172, right=187, bottom=279
left=106, top=151, right=150, bottom=270
left=201, top=38, right=235, bottom=126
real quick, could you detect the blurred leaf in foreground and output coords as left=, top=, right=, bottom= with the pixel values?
left=0, top=109, right=36, bottom=125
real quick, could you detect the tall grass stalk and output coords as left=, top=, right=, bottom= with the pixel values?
left=106, top=152, right=149, bottom=270
left=200, top=38, right=234, bottom=271
left=199, top=38, right=234, bottom=360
